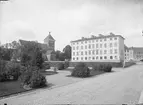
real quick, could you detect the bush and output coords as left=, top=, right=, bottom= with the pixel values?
left=104, top=64, right=112, bottom=72
left=64, top=61, right=69, bottom=69
left=19, top=66, right=47, bottom=88
left=5, top=62, right=21, bottom=80
left=71, top=62, right=90, bottom=77
left=42, top=62, right=50, bottom=70
left=0, top=72, right=9, bottom=82
left=57, top=63, right=65, bottom=70
left=29, top=71, right=47, bottom=88
left=0, top=60, right=7, bottom=73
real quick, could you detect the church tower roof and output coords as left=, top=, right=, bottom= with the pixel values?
left=44, top=32, right=55, bottom=41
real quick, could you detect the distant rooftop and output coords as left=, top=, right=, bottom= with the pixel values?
left=128, top=47, right=143, bottom=52
left=71, top=33, right=125, bottom=43
left=44, top=32, right=55, bottom=41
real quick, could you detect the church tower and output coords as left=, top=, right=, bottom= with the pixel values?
left=44, top=32, right=55, bottom=50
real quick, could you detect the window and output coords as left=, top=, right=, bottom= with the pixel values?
left=100, top=50, right=102, bottom=55
left=110, top=49, right=112, bottom=54
left=73, top=47, right=75, bottom=50
left=76, top=46, right=79, bottom=50
left=73, top=52, right=75, bottom=56
left=92, top=50, right=95, bottom=55
left=110, top=43, right=112, bottom=47
left=92, top=44, right=94, bottom=48
left=85, top=41, right=87, bottom=43
left=104, top=56, right=107, bottom=59
left=76, top=57, right=78, bottom=60
left=92, top=57, right=95, bottom=60
left=96, top=56, right=98, bottom=60
left=100, top=56, right=102, bottom=59
left=81, top=57, right=83, bottom=60
left=115, top=56, right=117, bottom=59
left=92, top=40, right=94, bottom=43
left=77, top=52, right=79, bottom=55
left=89, top=57, right=91, bottom=60
left=114, top=42, right=117, bottom=47
left=110, top=38, right=112, bottom=40
left=85, top=51, right=87, bottom=55
left=110, top=56, right=113, bottom=59
left=73, top=58, right=75, bottom=60
left=114, top=37, right=117, bottom=40
left=89, top=40, right=91, bottom=43
left=96, top=44, right=98, bottom=48
left=73, top=43, right=75, bottom=45
left=96, top=50, right=99, bottom=55
left=104, top=43, right=107, bottom=48
left=104, top=50, right=107, bottom=54
left=81, top=51, right=83, bottom=55
left=85, top=57, right=87, bottom=60
left=77, top=42, right=79, bottom=44
left=89, top=44, right=91, bottom=49
left=85, top=45, right=87, bottom=49
left=89, top=50, right=91, bottom=55
left=100, top=44, right=102, bottom=48
left=96, top=39, right=98, bottom=42
left=100, top=39, right=102, bottom=42
left=81, top=46, right=83, bottom=49
left=114, top=49, right=117, bottom=54
left=81, top=41, right=83, bottom=44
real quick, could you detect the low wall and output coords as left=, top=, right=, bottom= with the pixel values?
left=124, top=62, right=136, bottom=68
left=45, top=61, right=122, bottom=67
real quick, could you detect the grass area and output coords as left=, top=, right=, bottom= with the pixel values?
left=0, top=81, right=27, bottom=98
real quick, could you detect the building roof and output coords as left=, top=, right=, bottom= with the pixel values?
left=71, top=33, right=125, bottom=43
left=124, top=45, right=129, bottom=51
left=129, top=47, right=143, bottom=52
left=19, top=39, right=52, bottom=51
left=44, top=32, right=55, bottom=41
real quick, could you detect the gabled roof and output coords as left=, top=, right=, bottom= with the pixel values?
left=44, top=34, right=55, bottom=41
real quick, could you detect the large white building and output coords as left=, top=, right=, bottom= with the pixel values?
left=71, top=33, right=125, bottom=62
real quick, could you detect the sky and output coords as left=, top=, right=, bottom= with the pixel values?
left=0, top=0, right=143, bottom=50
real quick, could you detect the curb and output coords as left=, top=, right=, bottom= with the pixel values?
left=139, top=90, right=143, bottom=104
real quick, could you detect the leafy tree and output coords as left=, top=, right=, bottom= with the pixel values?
left=63, top=45, right=71, bottom=60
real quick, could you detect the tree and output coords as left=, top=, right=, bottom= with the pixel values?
left=55, top=50, right=61, bottom=60
left=63, top=45, right=71, bottom=60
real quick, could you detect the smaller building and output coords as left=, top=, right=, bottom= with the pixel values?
left=124, top=46, right=143, bottom=61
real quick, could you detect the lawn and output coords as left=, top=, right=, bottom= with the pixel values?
left=0, top=81, right=27, bottom=98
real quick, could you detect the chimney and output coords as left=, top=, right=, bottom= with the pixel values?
left=110, top=32, right=115, bottom=36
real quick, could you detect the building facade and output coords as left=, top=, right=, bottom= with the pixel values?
left=125, top=47, right=143, bottom=61
left=71, top=33, right=125, bottom=62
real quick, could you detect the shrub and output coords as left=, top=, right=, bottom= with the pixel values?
left=5, top=62, right=21, bottom=80
left=0, top=60, right=7, bottom=73
left=64, top=61, right=69, bottom=69
left=0, top=72, right=9, bottom=82
left=19, top=66, right=47, bottom=88
left=42, top=62, right=50, bottom=70
left=104, top=64, right=112, bottom=72
left=71, top=62, right=90, bottom=77
left=29, top=71, right=47, bottom=88
left=57, top=62, right=65, bottom=70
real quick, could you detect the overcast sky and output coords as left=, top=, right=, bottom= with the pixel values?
left=0, top=0, right=143, bottom=50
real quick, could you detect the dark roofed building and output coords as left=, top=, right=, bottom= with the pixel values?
left=19, top=32, right=56, bottom=61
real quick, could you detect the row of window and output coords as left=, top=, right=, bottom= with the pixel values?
left=72, top=37, right=117, bottom=45
left=73, top=56, right=118, bottom=61
left=72, top=43, right=117, bottom=50
left=73, top=49, right=118, bottom=56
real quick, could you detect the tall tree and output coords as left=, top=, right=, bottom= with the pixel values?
left=63, top=45, right=71, bottom=60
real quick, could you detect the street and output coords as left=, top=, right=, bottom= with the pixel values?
left=1, top=64, right=143, bottom=104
